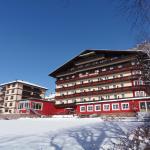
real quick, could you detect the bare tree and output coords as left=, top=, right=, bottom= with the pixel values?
left=115, top=0, right=150, bottom=41
left=135, top=41, right=150, bottom=88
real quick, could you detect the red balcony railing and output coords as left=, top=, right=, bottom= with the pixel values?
left=56, top=75, right=139, bottom=92
left=56, top=65, right=139, bottom=84
left=55, top=85, right=147, bottom=100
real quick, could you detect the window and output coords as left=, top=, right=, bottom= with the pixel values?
left=140, top=102, right=146, bottom=109
left=135, top=91, right=146, bottom=97
left=88, top=97, right=91, bottom=101
left=98, top=78, right=102, bottom=81
left=80, top=81, right=83, bottom=84
left=95, top=104, right=101, bottom=111
left=121, top=83, right=124, bottom=87
left=121, top=103, right=129, bottom=110
left=105, top=76, right=109, bottom=80
left=25, top=102, right=29, bottom=109
left=80, top=106, right=86, bottom=112
left=103, top=104, right=110, bottom=111
left=113, top=85, right=116, bottom=88
left=9, top=103, right=12, bottom=106
left=10, top=96, right=14, bottom=100
left=105, top=86, right=109, bottom=89
left=12, top=83, right=16, bottom=87
left=120, top=74, right=123, bottom=77
left=112, top=103, right=119, bottom=110
left=140, top=101, right=150, bottom=111
left=80, top=98, right=84, bottom=102
left=5, top=109, right=8, bottom=112
left=9, top=110, right=12, bottom=113
left=5, top=97, right=8, bottom=100
left=7, top=85, right=10, bottom=88
left=87, top=105, right=93, bottom=112
left=18, top=103, right=24, bottom=109
left=147, top=102, right=150, bottom=111
left=114, top=95, right=117, bottom=99
left=11, top=89, right=15, bottom=93
left=32, top=102, right=42, bottom=110
left=106, top=95, right=110, bottom=99
left=6, top=90, right=9, bottom=94
left=122, top=94, right=125, bottom=98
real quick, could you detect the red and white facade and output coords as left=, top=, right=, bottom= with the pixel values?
left=49, top=50, right=150, bottom=116
left=16, top=99, right=74, bottom=116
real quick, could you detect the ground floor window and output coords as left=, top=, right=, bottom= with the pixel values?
left=147, top=102, right=150, bottom=111
left=18, top=103, right=24, bottom=109
left=112, top=103, right=120, bottom=110
left=95, top=104, right=101, bottom=111
left=18, top=102, right=30, bottom=109
left=103, top=104, right=110, bottom=111
left=32, top=102, right=42, bottom=110
left=80, top=106, right=86, bottom=112
left=140, top=101, right=150, bottom=112
left=87, top=105, right=93, bottom=112
left=121, top=103, right=129, bottom=110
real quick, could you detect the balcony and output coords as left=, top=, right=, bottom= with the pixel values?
left=56, top=65, right=139, bottom=84
left=55, top=85, right=147, bottom=100
left=56, top=56, right=136, bottom=79
left=56, top=75, right=139, bottom=92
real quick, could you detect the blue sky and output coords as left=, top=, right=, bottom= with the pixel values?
left=0, top=0, right=137, bottom=94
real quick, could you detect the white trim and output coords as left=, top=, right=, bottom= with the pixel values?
left=95, top=104, right=101, bottom=111
left=121, top=103, right=129, bottom=110
left=80, top=106, right=86, bottom=112
left=112, top=103, right=120, bottom=110
left=76, top=96, right=150, bottom=105
left=103, top=104, right=110, bottom=111
left=87, top=105, right=93, bottom=112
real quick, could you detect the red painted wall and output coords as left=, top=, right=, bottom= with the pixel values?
left=76, top=99, right=150, bottom=115
left=16, top=99, right=67, bottom=116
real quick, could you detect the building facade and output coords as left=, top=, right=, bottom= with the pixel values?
left=0, top=80, right=47, bottom=114
left=49, top=50, right=150, bottom=116
left=16, top=99, right=67, bottom=116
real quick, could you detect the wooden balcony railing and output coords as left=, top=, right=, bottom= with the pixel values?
left=56, top=56, right=136, bottom=78
left=56, top=75, right=139, bottom=92
left=55, top=85, right=147, bottom=100
left=56, top=65, right=139, bottom=84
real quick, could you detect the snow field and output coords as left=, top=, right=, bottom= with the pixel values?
left=0, top=118, right=144, bottom=150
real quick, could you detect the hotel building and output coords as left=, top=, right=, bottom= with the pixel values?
left=49, top=50, right=150, bottom=116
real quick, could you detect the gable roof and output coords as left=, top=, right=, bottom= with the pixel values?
left=49, top=49, right=138, bottom=78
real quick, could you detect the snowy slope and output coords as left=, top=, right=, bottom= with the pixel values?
left=0, top=118, right=143, bottom=150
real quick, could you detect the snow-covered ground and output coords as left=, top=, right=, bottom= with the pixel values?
left=0, top=117, right=144, bottom=150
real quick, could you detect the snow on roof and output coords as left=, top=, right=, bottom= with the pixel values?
left=0, top=80, right=48, bottom=90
